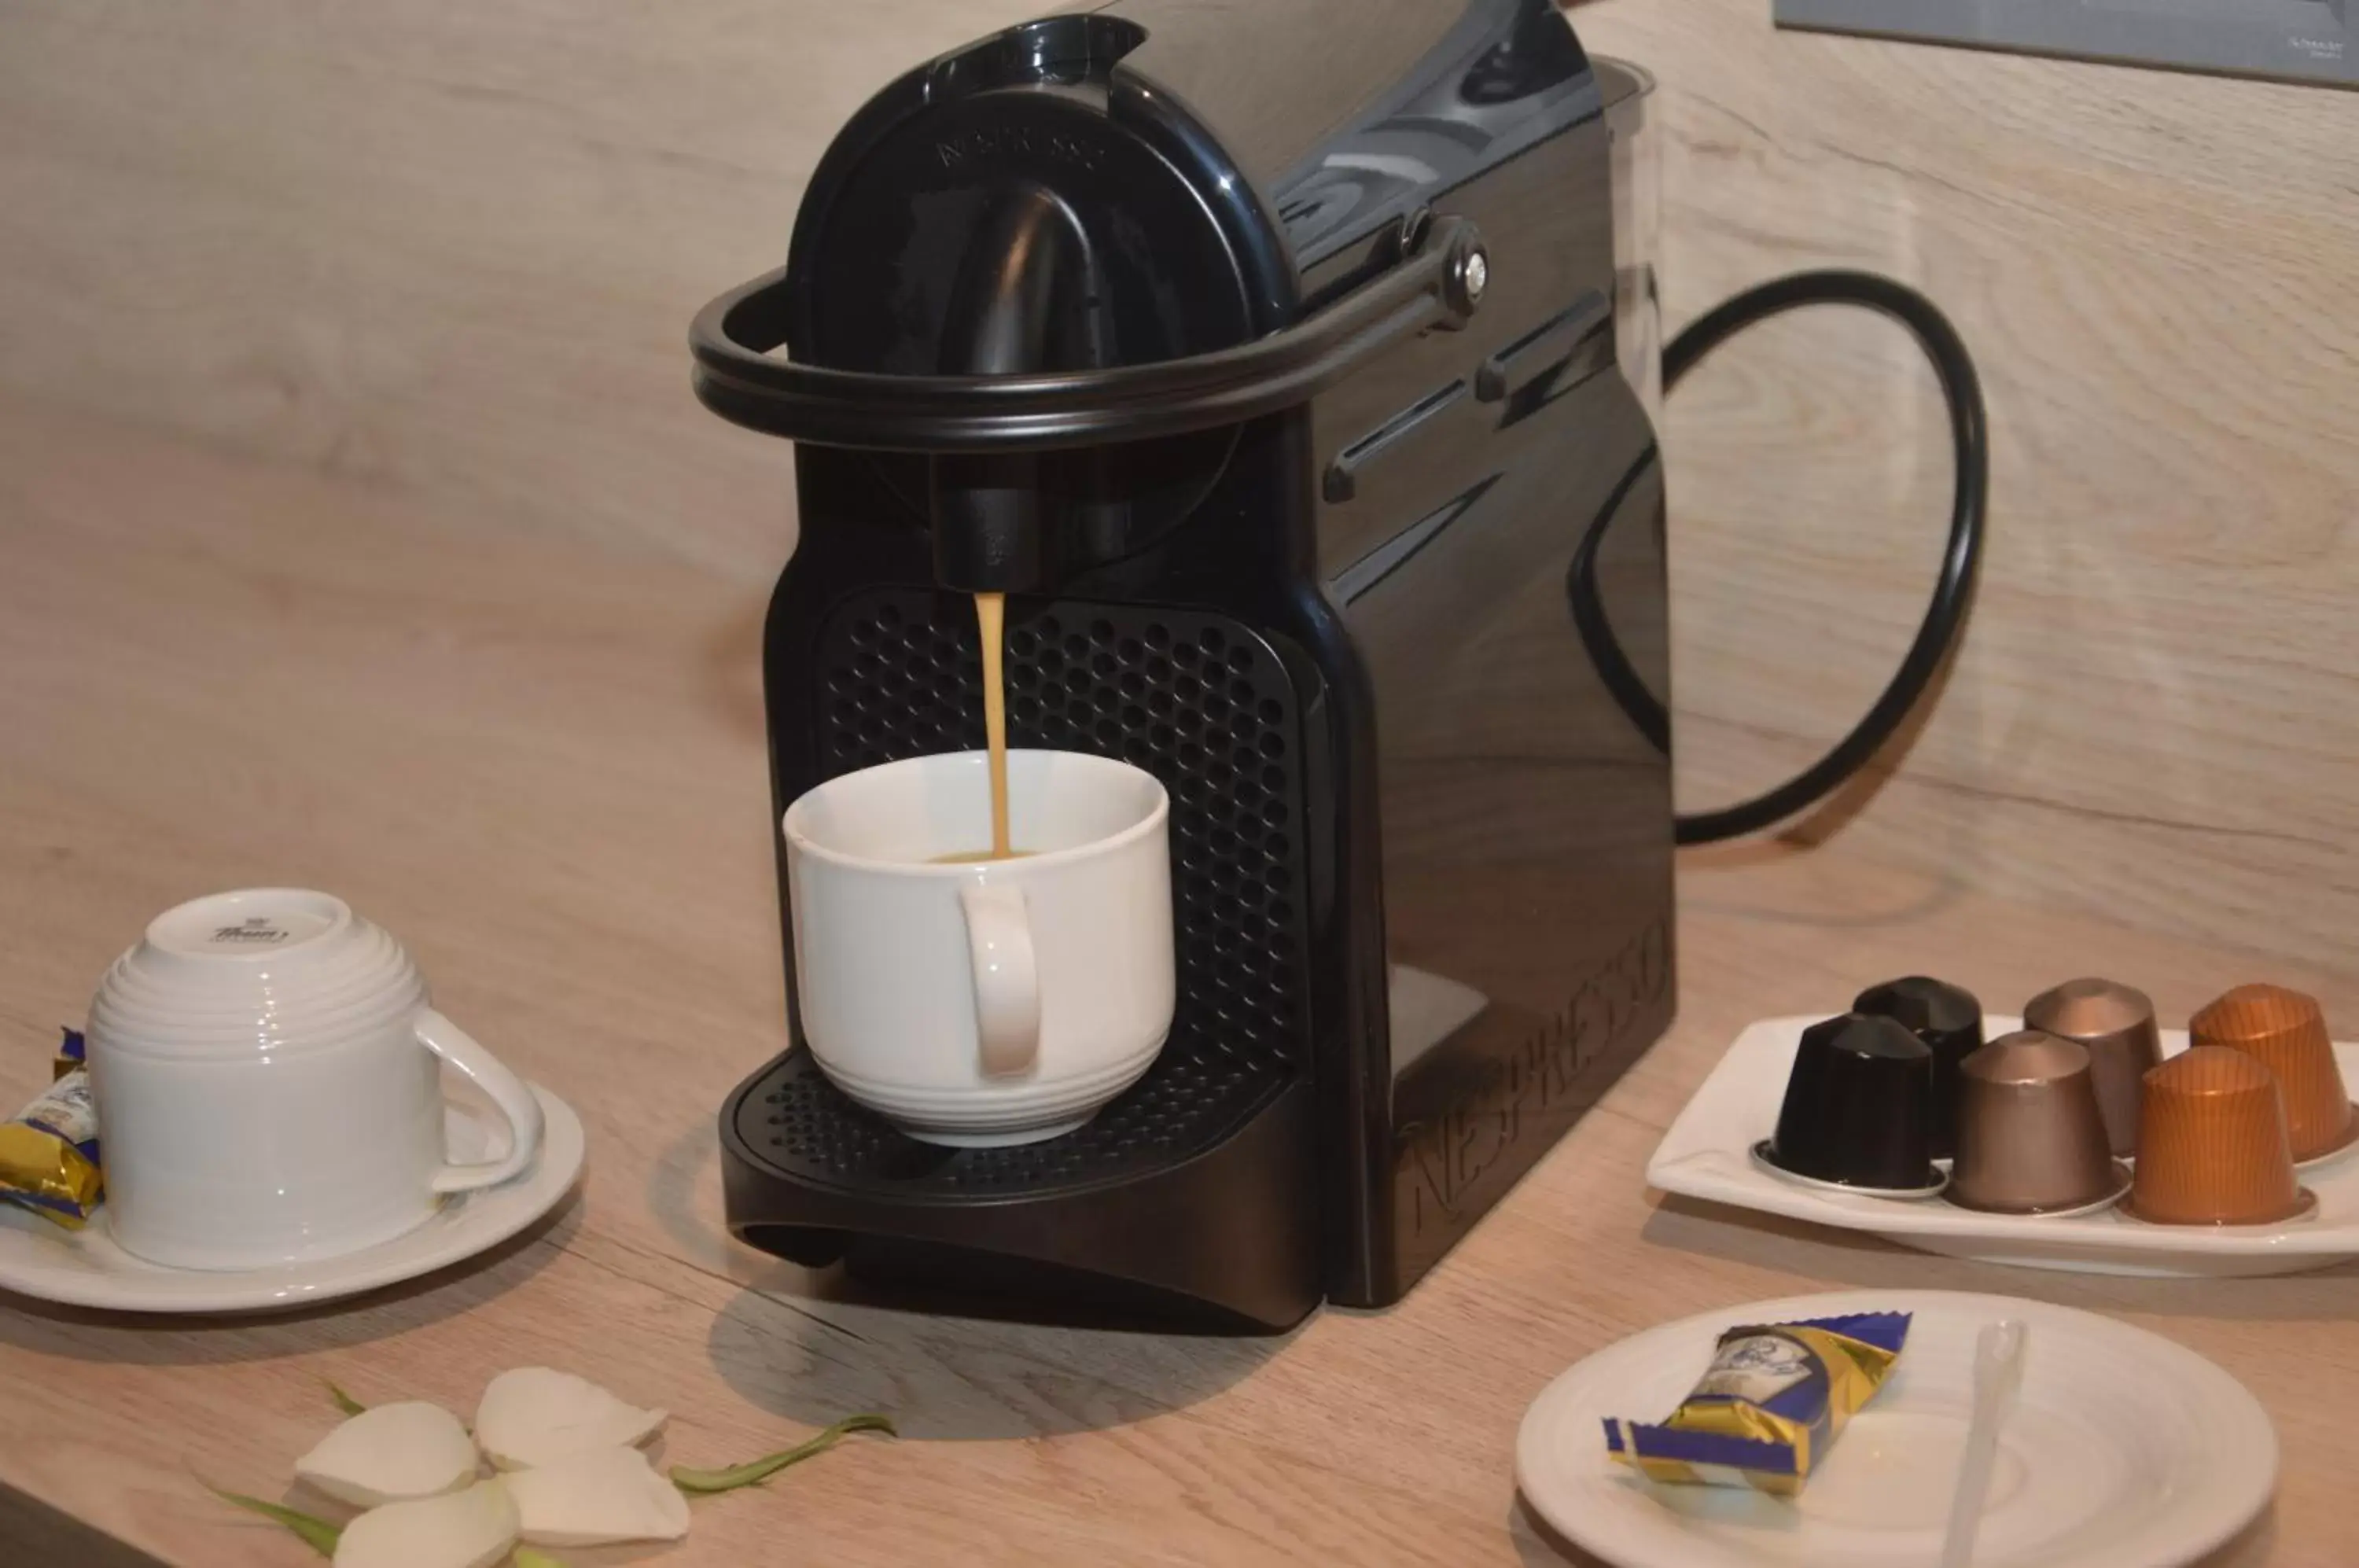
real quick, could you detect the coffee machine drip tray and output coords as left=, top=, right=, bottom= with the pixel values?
left=731, top=1040, right=1284, bottom=1198
left=721, top=1036, right=1319, bottom=1328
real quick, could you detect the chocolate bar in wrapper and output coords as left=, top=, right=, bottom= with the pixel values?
left=1603, top=1311, right=1909, bottom=1494
left=1, top=1029, right=101, bottom=1228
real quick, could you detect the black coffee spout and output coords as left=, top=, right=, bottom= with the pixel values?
left=927, top=182, right=1100, bottom=594
left=929, top=454, right=1048, bottom=591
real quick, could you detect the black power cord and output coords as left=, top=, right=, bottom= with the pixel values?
left=1573, top=270, right=1989, bottom=845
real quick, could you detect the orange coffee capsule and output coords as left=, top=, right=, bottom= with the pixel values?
left=2125, top=1047, right=2313, bottom=1226
left=2188, top=983, right=2358, bottom=1164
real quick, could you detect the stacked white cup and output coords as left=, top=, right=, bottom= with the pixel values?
left=86, top=889, right=543, bottom=1271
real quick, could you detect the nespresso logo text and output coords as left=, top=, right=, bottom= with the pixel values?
left=1403, top=916, right=1671, bottom=1234
left=934, top=124, right=1105, bottom=171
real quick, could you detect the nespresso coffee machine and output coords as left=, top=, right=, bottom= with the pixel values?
left=690, top=0, right=1674, bottom=1331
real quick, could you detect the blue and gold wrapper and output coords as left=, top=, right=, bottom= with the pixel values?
left=1604, top=1311, right=1910, bottom=1495
left=0, top=1029, right=101, bottom=1229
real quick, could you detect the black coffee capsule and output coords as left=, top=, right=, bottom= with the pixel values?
left=1765, top=1013, right=1938, bottom=1190
left=1852, top=976, right=1984, bottom=1159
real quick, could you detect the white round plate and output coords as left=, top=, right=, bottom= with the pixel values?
left=1517, top=1289, right=2275, bottom=1568
left=0, top=1084, right=582, bottom=1313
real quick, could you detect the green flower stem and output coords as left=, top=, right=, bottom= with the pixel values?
left=669, top=1413, right=896, bottom=1496
left=202, top=1482, right=341, bottom=1558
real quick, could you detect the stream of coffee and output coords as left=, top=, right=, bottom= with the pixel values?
left=977, top=591, right=1013, bottom=861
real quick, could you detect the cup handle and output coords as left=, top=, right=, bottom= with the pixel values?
left=414, top=1008, right=546, bottom=1194
left=958, top=883, right=1039, bottom=1078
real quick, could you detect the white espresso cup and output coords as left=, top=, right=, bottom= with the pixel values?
left=783, top=749, right=1174, bottom=1146
left=86, top=889, right=545, bottom=1271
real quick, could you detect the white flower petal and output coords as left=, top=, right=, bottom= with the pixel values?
left=333, top=1479, right=517, bottom=1568
left=474, top=1367, right=667, bottom=1470
left=508, top=1447, right=693, bottom=1546
left=293, top=1401, right=479, bottom=1507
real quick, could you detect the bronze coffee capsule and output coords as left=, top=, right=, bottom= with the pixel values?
left=1947, top=1030, right=2128, bottom=1215
left=1853, top=977, right=1982, bottom=1159
left=2189, top=983, right=2358, bottom=1164
left=2022, top=977, right=2161, bottom=1158
left=2125, top=1046, right=2315, bottom=1226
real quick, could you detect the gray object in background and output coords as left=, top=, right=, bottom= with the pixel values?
left=1775, top=0, right=2352, bottom=89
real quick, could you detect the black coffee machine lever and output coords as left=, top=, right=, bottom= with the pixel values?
left=689, top=215, right=1489, bottom=454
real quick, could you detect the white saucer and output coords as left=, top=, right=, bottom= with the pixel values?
left=0, top=1084, right=582, bottom=1314
left=1517, top=1289, right=2276, bottom=1568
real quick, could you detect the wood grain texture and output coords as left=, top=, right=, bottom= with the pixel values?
left=5, top=1, right=2359, bottom=1562
left=0, top=0, right=1040, bottom=581
left=5, top=0, right=2357, bottom=966
left=2, top=394, right=2352, bottom=1566
left=1572, top=0, right=2359, bottom=969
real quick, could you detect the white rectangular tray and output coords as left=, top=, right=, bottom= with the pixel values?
left=1647, top=1014, right=2359, bottom=1277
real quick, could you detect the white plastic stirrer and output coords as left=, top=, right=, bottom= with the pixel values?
left=1939, top=1318, right=2028, bottom=1568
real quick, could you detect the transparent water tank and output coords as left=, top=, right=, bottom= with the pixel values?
left=1598, top=59, right=1662, bottom=425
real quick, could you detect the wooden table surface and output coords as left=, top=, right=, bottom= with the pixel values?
left=2, top=392, right=2348, bottom=1566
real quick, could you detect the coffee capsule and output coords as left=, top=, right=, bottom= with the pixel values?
left=1947, top=1030, right=2129, bottom=1215
left=2125, top=1046, right=2315, bottom=1226
left=1853, top=977, right=1982, bottom=1159
left=2022, top=977, right=2161, bottom=1158
left=2189, top=983, right=2358, bottom=1165
left=1759, top=1014, right=1940, bottom=1194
